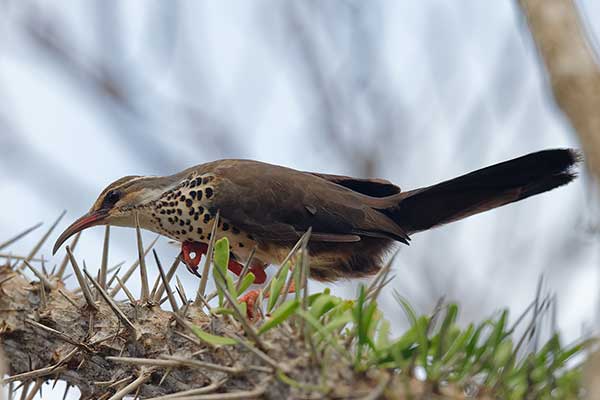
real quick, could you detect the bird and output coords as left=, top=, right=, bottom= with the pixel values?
left=53, top=148, right=579, bottom=288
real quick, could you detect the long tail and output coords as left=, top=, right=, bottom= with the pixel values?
left=383, top=149, right=580, bottom=235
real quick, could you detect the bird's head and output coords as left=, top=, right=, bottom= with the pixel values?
left=53, top=175, right=172, bottom=255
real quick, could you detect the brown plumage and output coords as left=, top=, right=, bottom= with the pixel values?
left=53, top=149, right=580, bottom=282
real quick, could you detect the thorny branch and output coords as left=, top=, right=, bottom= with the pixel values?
left=0, top=224, right=409, bottom=399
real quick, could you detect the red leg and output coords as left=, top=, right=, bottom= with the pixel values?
left=227, top=259, right=243, bottom=276
left=226, top=259, right=268, bottom=285
left=249, top=265, right=267, bottom=284
left=181, top=241, right=208, bottom=277
left=182, top=243, right=271, bottom=320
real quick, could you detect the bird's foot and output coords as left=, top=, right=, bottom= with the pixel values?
left=228, top=260, right=267, bottom=320
left=239, top=289, right=261, bottom=320
left=237, top=280, right=296, bottom=320
left=181, top=241, right=209, bottom=277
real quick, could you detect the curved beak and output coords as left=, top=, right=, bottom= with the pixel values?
left=52, top=210, right=108, bottom=255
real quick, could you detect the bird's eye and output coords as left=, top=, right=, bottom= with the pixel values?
left=103, top=190, right=122, bottom=208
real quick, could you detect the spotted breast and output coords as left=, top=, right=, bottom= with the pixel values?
left=148, top=172, right=259, bottom=264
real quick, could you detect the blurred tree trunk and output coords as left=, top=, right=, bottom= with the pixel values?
left=518, top=0, right=600, bottom=180
left=517, top=0, right=600, bottom=398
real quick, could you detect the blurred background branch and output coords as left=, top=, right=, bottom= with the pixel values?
left=516, top=1, right=600, bottom=396
left=0, top=3, right=597, bottom=397
left=518, top=0, right=600, bottom=181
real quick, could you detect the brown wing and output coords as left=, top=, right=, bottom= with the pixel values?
left=306, top=172, right=401, bottom=197
left=206, top=160, right=409, bottom=243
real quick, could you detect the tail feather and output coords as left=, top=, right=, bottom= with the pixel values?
left=384, top=149, right=580, bottom=235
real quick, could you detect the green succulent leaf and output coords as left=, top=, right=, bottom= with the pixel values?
left=258, top=299, right=300, bottom=335
left=237, top=272, right=256, bottom=294
left=190, top=325, right=237, bottom=346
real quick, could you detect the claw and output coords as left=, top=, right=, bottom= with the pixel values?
left=185, top=263, right=202, bottom=278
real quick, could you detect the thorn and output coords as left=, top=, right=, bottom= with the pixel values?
left=118, top=342, right=126, bottom=357
left=99, top=226, right=110, bottom=288
left=0, top=222, right=43, bottom=252
left=172, top=330, right=202, bottom=346
left=17, top=210, right=66, bottom=270
left=211, top=269, right=267, bottom=350
left=158, top=368, right=171, bottom=387
left=191, top=286, right=212, bottom=313
left=299, top=228, right=312, bottom=337
left=41, top=256, right=48, bottom=276
left=134, top=213, right=150, bottom=303
left=149, top=274, right=161, bottom=303
left=89, top=332, right=120, bottom=346
left=66, top=246, right=98, bottom=311
left=62, top=383, right=71, bottom=400
left=24, top=379, right=43, bottom=400
left=426, top=297, right=446, bottom=336
left=171, top=313, right=211, bottom=344
left=23, top=260, right=56, bottom=290
left=116, top=276, right=136, bottom=304
left=106, top=371, right=150, bottom=400
left=162, top=355, right=242, bottom=374
left=3, top=364, right=65, bottom=384
left=159, top=295, right=170, bottom=306
left=55, top=232, right=81, bottom=279
left=17, top=381, right=31, bottom=400
left=152, top=253, right=181, bottom=303
left=143, top=378, right=226, bottom=399
left=109, top=235, right=159, bottom=297
left=13, top=384, right=25, bottom=398
left=531, top=274, right=545, bottom=351
left=25, top=319, right=93, bottom=351
left=38, top=274, right=46, bottom=308
left=263, top=229, right=309, bottom=298
left=88, top=310, right=95, bottom=338
left=174, top=275, right=188, bottom=305
left=153, top=250, right=179, bottom=313
left=76, top=357, right=85, bottom=371
left=190, top=348, right=210, bottom=357
left=107, top=356, right=180, bottom=368
left=273, top=231, right=312, bottom=310
left=195, top=210, right=220, bottom=304
left=366, top=250, right=397, bottom=294
left=0, top=254, right=44, bottom=262
left=107, top=260, right=126, bottom=275
left=366, top=251, right=398, bottom=302
left=235, top=246, right=256, bottom=292
left=83, top=269, right=137, bottom=334
left=56, top=289, right=78, bottom=309
left=107, top=375, right=133, bottom=389
left=106, top=265, right=124, bottom=290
